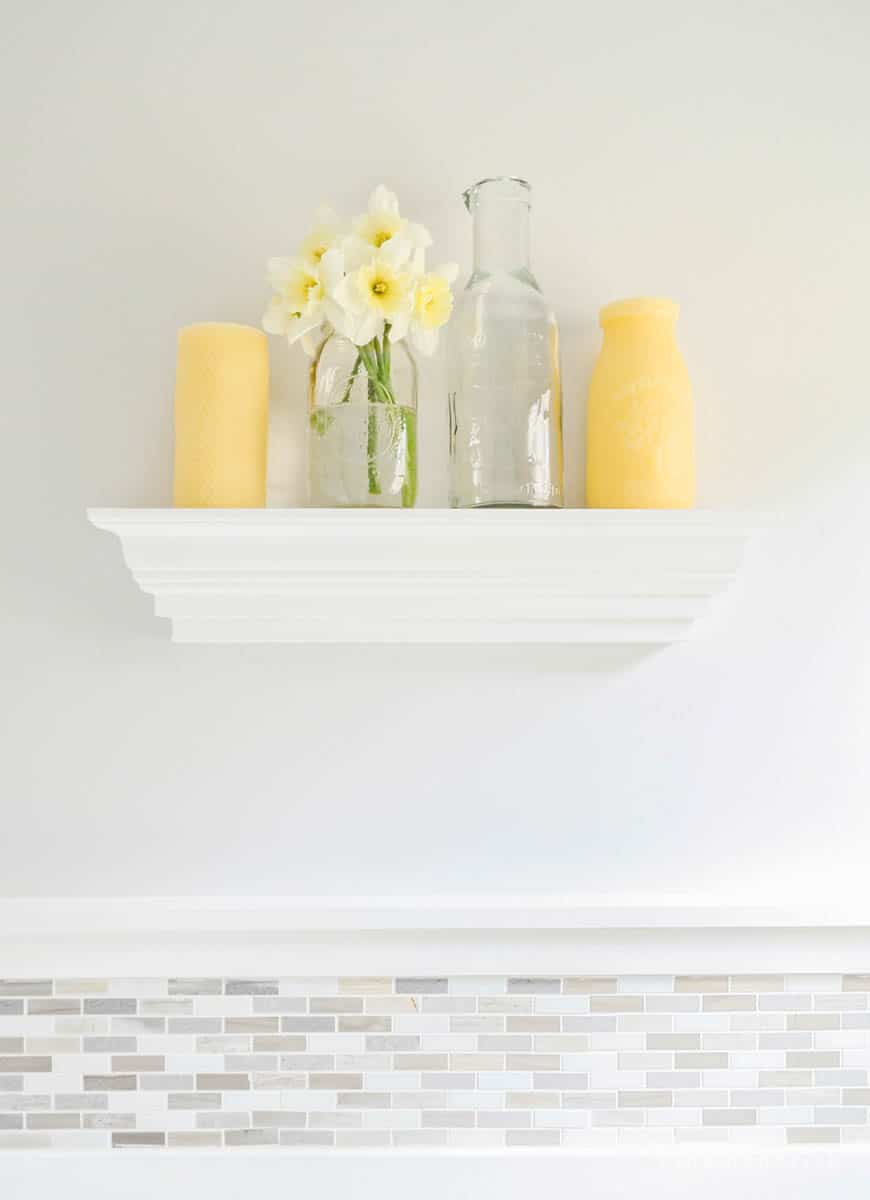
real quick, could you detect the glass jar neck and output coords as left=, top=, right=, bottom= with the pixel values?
left=465, top=178, right=531, bottom=275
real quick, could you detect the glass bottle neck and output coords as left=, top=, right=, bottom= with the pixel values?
left=467, top=179, right=531, bottom=276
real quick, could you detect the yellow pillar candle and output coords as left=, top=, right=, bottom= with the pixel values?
left=586, top=298, right=695, bottom=508
left=173, top=323, right=269, bottom=507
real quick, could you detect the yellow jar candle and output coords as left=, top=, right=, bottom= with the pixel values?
left=586, top=298, right=695, bottom=508
left=173, top=323, right=269, bottom=507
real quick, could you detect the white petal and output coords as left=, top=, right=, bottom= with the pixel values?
left=286, top=313, right=323, bottom=346
left=262, top=299, right=287, bottom=335
left=342, top=234, right=376, bottom=271
left=369, top=184, right=399, bottom=216
left=411, top=325, right=438, bottom=356
left=333, top=274, right=363, bottom=314
left=326, top=306, right=353, bottom=339
left=409, top=246, right=426, bottom=276
left=435, top=262, right=460, bottom=285
left=379, top=235, right=411, bottom=268
left=360, top=312, right=385, bottom=343
left=323, top=297, right=350, bottom=331
left=300, top=330, right=323, bottom=357
left=301, top=293, right=325, bottom=320
left=406, top=221, right=432, bottom=249
left=351, top=312, right=383, bottom=346
left=318, top=246, right=345, bottom=291
left=388, top=312, right=410, bottom=342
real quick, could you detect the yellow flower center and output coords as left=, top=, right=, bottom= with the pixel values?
left=357, top=259, right=410, bottom=316
left=414, top=275, right=453, bottom=330
left=310, top=245, right=326, bottom=262
left=373, top=231, right=391, bottom=248
left=285, top=269, right=322, bottom=317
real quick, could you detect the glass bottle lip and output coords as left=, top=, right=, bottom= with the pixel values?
left=463, top=176, right=531, bottom=212
left=600, top=297, right=679, bottom=326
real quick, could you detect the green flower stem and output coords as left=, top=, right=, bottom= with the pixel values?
left=358, top=350, right=387, bottom=405
left=382, top=325, right=392, bottom=383
left=401, top=406, right=417, bottom=508
left=358, top=347, right=380, bottom=494
left=366, top=371, right=380, bottom=496
left=340, top=352, right=363, bottom=404
left=357, top=323, right=413, bottom=505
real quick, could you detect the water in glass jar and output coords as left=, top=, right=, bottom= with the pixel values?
left=309, top=402, right=416, bottom=508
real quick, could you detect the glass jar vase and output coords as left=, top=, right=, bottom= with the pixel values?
left=308, top=332, right=418, bottom=508
left=448, top=177, right=563, bottom=508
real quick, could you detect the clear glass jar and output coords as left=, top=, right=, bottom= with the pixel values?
left=448, top=177, right=563, bottom=508
left=308, top=332, right=418, bottom=507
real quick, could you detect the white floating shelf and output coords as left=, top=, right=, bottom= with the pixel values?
left=87, top=508, right=760, bottom=645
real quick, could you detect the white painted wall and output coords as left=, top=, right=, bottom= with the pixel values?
left=2, top=0, right=869, bottom=901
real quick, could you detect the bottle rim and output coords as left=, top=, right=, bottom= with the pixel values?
left=600, top=297, right=679, bottom=325
left=463, top=176, right=531, bottom=211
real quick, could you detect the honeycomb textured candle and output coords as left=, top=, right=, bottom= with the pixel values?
left=173, top=323, right=269, bottom=507
left=586, top=298, right=695, bottom=509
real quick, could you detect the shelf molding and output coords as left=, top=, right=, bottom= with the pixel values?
left=88, top=508, right=762, bottom=645
left=3, top=894, right=867, bottom=934
left=1, top=896, right=866, bottom=977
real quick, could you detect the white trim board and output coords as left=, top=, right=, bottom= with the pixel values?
left=3, top=893, right=870, bottom=930
left=1, top=896, right=868, bottom=976
left=1, top=1149, right=869, bottom=1198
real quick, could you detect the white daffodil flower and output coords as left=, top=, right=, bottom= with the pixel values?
left=332, top=251, right=415, bottom=347
left=263, top=248, right=346, bottom=349
left=263, top=186, right=453, bottom=372
left=262, top=257, right=321, bottom=345
left=299, top=205, right=341, bottom=271
left=408, top=263, right=459, bottom=355
left=343, top=184, right=432, bottom=271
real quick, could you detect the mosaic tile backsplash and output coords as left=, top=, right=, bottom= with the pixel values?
left=1, top=974, right=870, bottom=1150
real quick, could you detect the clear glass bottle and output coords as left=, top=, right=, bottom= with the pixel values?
left=308, top=332, right=418, bottom=508
left=448, top=177, right=563, bottom=508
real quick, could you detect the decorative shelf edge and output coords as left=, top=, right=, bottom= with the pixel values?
left=2, top=894, right=866, bottom=934
left=87, top=508, right=764, bottom=645
left=1, top=896, right=865, bottom=978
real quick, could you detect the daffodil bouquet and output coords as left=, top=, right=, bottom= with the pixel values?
left=263, top=185, right=457, bottom=507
